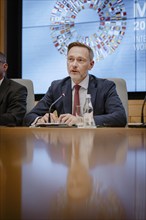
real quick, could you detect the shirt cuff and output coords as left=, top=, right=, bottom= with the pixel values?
left=30, top=116, right=41, bottom=126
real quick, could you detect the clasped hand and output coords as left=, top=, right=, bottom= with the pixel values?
left=37, top=113, right=78, bottom=126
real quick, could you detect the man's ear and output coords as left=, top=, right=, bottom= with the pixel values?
left=88, top=60, right=94, bottom=70
left=3, top=63, right=8, bottom=71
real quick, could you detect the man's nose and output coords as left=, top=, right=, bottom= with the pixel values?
left=72, top=59, right=78, bottom=66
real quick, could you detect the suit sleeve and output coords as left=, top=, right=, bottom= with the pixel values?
left=23, top=87, right=53, bottom=126
left=0, top=85, right=27, bottom=126
left=93, top=81, right=127, bottom=127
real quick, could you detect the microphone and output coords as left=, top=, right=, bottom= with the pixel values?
left=141, top=94, right=146, bottom=124
left=48, top=93, right=65, bottom=122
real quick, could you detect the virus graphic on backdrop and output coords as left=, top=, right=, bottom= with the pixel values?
left=50, top=0, right=127, bottom=62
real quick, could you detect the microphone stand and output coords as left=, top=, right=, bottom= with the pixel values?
left=48, top=93, right=65, bottom=123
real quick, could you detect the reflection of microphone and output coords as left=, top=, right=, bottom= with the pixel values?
left=48, top=93, right=65, bottom=122
left=141, top=94, right=146, bottom=124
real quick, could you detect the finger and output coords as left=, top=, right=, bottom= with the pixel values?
left=59, top=114, right=66, bottom=120
left=60, top=116, right=68, bottom=123
left=37, top=117, right=46, bottom=123
left=61, top=115, right=76, bottom=125
left=38, top=114, right=49, bottom=123
left=68, top=115, right=78, bottom=125
left=50, top=113, right=59, bottom=123
left=68, top=117, right=77, bottom=126
left=58, top=114, right=67, bottom=123
left=43, top=113, right=49, bottom=123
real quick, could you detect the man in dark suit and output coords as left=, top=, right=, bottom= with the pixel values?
left=23, top=42, right=127, bottom=127
left=0, top=52, right=27, bottom=126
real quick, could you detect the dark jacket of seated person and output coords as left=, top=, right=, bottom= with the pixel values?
left=23, top=42, right=127, bottom=127
left=0, top=52, right=27, bottom=126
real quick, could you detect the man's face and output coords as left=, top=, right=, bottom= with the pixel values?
left=67, top=46, right=94, bottom=84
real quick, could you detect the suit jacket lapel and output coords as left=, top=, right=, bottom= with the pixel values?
left=0, top=78, right=10, bottom=105
left=87, top=75, right=98, bottom=109
left=62, top=79, right=72, bottom=114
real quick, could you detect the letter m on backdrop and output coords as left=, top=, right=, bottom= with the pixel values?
left=134, top=2, right=146, bottom=17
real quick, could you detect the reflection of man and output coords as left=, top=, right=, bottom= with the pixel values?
left=67, top=161, right=92, bottom=200
left=45, top=130, right=127, bottom=220
left=31, top=129, right=128, bottom=219
left=32, top=128, right=128, bottom=167
left=67, top=134, right=94, bottom=201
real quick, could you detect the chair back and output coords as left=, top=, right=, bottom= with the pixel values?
left=12, top=79, right=35, bottom=113
left=107, top=78, right=128, bottom=120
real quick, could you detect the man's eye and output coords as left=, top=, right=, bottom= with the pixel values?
left=68, top=58, right=74, bottom=62
left=78, top=58, right=84, bottom=62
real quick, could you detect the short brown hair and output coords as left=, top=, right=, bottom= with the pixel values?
left=67, top=42, right=94, bottom=60
left=0, top=52, right=7, bottom=63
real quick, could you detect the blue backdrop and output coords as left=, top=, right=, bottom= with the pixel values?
left=22, top=0, right=146, bottom=94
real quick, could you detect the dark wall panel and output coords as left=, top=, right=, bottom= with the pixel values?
left=7, top=0, right=22, bottom=78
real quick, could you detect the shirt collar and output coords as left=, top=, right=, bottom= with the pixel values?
left=71, top=74, right=89, bottom=89
left=0, top=77, right=4, bottom=86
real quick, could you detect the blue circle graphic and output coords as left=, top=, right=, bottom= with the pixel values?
left=50, top=0, right=127, bottom=61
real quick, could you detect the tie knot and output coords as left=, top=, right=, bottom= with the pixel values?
left=74, top=84, right=81, bottom=91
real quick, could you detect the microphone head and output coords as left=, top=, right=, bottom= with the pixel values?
left=62, top=93, right=65, bottom=97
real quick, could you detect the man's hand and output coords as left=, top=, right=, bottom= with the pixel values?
left=37, top=113, right=59, bottom=124
left=37, top=113, right=49, bottom=124
left=58, top=113, right=78, bottom=126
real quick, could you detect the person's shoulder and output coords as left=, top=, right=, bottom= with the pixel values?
left=9, top=79, right=26, bottom=88
left=8, top=79, right=27, bottom=92
left=51, top=76, right=70, bottom=85
left=89, top=74, right=114, bottom=87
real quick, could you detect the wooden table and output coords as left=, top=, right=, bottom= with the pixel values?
left=0, top=127, right=146, bottom=220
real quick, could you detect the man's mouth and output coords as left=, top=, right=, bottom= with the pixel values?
left=71, top=70, right=78, bottom=73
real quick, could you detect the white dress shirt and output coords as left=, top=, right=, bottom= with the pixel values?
left=0, top=77, right=4, bottom=86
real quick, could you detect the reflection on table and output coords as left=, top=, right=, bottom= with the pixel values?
left=0, top=127, right=146, bottom=220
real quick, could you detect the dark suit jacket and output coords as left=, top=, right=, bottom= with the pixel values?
left=23, top=74, right=127, bottom=127
left=0, top=77, right=27, bottom=126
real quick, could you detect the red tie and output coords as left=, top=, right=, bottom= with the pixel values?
left=73, top=84, right=81, bottom=115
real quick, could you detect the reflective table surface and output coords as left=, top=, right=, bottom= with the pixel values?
left=0, top=127, right=146, bottom=220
